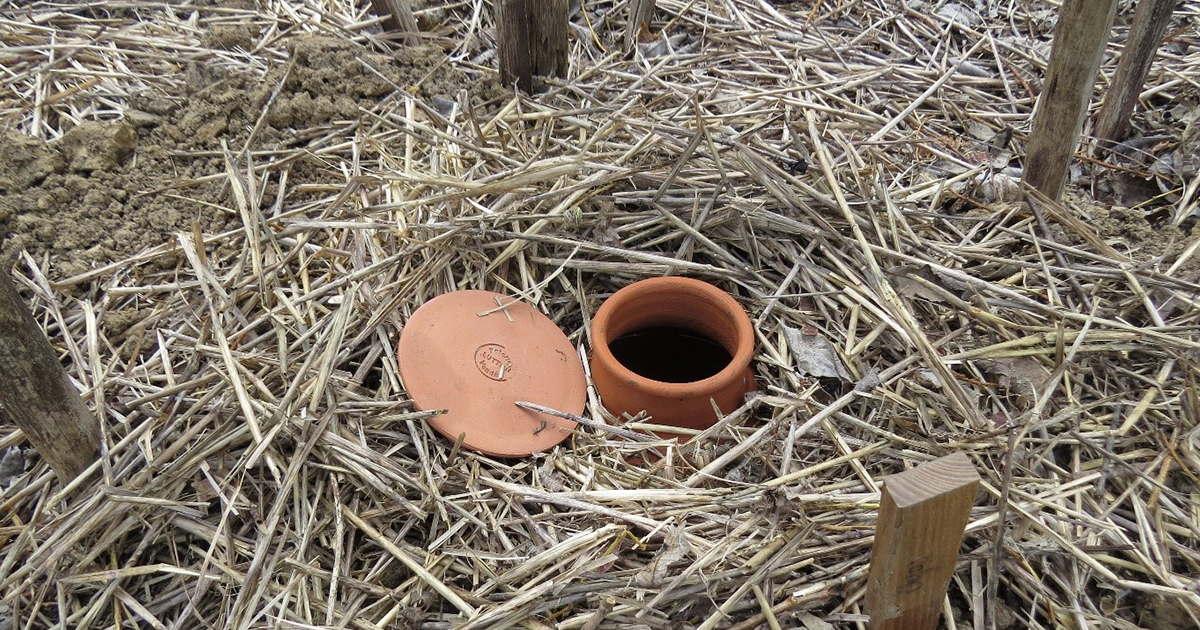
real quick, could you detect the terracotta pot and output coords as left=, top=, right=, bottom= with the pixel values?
left=590, top=277, right=755, bottom=434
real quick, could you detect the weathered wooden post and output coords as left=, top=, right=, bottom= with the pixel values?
left=369, top=0, right=419, bottom=41
left=497, top=0, right=568, bottom=92
left=1093, top=0, right=1177, bottom=151
left=626, top=0, right=657, bottom=49
left=0, top=268, right=99, bottom=482
left=866, top=453, right=980, bottom=630
left=1022, top=0, right=1119, bottom=200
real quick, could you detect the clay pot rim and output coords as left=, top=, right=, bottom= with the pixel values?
left=591, top=276, right=755, bottom=398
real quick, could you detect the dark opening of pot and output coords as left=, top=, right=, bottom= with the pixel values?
left=608, top=326, right=733, bottom=383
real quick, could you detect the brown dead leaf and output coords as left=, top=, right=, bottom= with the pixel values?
left=978, top=356, right=1052, bottom=410
left=889, top=264, right=970, bottom=302
left=794, top=611, right=836, bottom=630
left=784, top=325, right=852, bottom=381
left=634, top=525, right=690, bottom=587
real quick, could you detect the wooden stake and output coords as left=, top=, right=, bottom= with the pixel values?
left=1022, top=0, right=1118, bottom=201
left=866, top=452, right=980, bottom=630
left=0, top=267, right=99, bottom=482
left=625, top=0, right=657, bottom=50
left=1093, top=0, right=1176, bottom=151
left=369, top=0, right=419, bottom=42
left=497, top=0, right=568, bottom=92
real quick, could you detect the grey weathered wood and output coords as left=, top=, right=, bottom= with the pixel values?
left=497, top=0, right=568, bottom=92
left=1022, top=0, right=1119, bottom=201
left=0, top=268, right=98, bottom=482
left=625, top=0, right=657, bottom=50
left=1093, top=0, right=1176, bottom=151
left=369, top=0, right=419, bottom=42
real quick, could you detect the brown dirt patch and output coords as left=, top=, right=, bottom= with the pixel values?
left=1046, top=195, right=1200, bottom=280
left=0, top=34, right=500, bottom=277
left=1133, top=593, right=1199, bottom=630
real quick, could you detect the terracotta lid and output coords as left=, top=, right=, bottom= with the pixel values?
left=397, top=290, right=585, bottom=457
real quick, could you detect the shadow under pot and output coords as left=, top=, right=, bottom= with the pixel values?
left=590, top=277, right=755, bottom=435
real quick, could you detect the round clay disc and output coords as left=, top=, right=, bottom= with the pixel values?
left=398, top=290, right=585, bottom=457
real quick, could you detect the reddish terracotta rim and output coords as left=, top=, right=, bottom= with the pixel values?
left=591, top=277, right=754, bottom=398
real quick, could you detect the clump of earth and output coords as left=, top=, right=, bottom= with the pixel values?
left=1075, top=201, right=1197, bottom=271
left=0, top=35, right=505, bottom=277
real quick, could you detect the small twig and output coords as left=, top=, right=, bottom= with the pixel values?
left=514, top=401, right=657, bottom=442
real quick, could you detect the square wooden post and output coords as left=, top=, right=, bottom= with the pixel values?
left=497, top=0, right=568, bottom=92
left=369, top=0, right=419, bottom=42
left=1022, top=0, right=1119, bottom=200
left=866, top=453, right=981, bottom=630
left=0, top=268, right=98, bottom=482
left=1093, top=0, right=1177, bottom=150
left=625, top=0, right=657, bottom=50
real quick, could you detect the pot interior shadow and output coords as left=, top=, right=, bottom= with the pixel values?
left=608, top=326, right=732, bottom=383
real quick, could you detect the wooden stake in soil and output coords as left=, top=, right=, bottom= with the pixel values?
left=625, top=0, right=657, bottom=50
left=0, top=268, right=99, bottom=482
left=369, top=0, right=419, bottom=41
left=1022, top=0, right=1119, bottom=200
left=1093, top=0, right=1176, bottom=151
left=497, top=0, right=568, bottom=92
left=866, top=453, right=980, bottom=630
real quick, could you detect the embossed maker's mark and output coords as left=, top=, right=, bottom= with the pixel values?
left=475, top=344, right=514, bottom=381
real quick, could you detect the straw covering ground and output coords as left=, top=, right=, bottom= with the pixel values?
left=2, top=0, right=1200, bottom=628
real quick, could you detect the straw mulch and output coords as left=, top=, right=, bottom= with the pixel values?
left=2, top=0, right=1199, bottom=628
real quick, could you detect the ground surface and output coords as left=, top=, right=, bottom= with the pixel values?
left=1, top=32, right=495, bottom=276
left=1, top=0, right=1199, bottom=629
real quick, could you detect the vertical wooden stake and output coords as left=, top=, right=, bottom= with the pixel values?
left=866, top=453, right=980, bottom=630
left=369, top=0, right=419, bottom=42
left=497, top=0, right=568, bottom=92
left=1022, top=0, right=1118, bottom=201
left=625, top=0, right=657, bottom=50
left=0, top=268, right=99, bottom=482
left=1093, top=0, right=1177, bottom=151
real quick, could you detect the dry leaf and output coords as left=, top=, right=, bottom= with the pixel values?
left=538, top=457, right=566, bottom=492
left=794, top=611, right=836, bottom=630
left=889, top=264, right=971, bottom=302
left=978, top=356, right=1052, bottom=409
left=784, top=325, right=852, bottom=381
left=854, top=368, right=883, bottom=393
left=0, top=448, right=25, bottom=488
left=973, top=171, right=1022, bottom=203
left=634, top=525, right=690, bottom=587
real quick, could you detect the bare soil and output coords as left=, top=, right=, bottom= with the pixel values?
left=0, top=34, right=498, bottom=276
